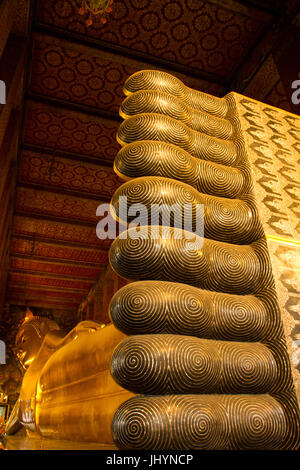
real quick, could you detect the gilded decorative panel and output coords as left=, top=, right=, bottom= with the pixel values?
left=231, top=93, right=300, bottom=402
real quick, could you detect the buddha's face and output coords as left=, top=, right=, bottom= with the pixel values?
left=16, top=323, right=43, bottom=368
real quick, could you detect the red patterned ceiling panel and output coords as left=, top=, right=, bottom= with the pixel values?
left=30, top=35, right=226, bottom=107
left=13, top=216, right=111, bottom=248
left=31, top=37, right=136, bottom=113
left=10, top=257, right=101, bottom=279
left=24, top=100, right=120, bottom=160
left=19, top=150, right=122, bottom=197
left=8, top=272, right=93, bottom=291
left=16, top=187, right=100, bottom=224
left=11, top=238, right=108, bottom=264
left=36, top=0, right=268, bottom=77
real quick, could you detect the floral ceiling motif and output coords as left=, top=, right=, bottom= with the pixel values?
left=5, top=0, right=292, bottom=313
left=36, top=0, right=268, bottom=77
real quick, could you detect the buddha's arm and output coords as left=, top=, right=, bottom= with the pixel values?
left=5, top=399, right=22, bottom=435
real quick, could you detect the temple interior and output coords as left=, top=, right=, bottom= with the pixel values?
left=0, top=0, right=299, bottom=451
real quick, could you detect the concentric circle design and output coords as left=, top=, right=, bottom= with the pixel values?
left=115, top=140, right=193, bottom=180
left=120, top=90, right=233, bottom=139
left=112, top=395, right=172, bottom=450
left=123, top=70, right=228, bottom=117
left=225, top=394, right=287, bottom=449
left=114, top=141, right=244, bottom=197
left=117, top=114, right=237, bottom=166
left=111, top=176, right=262, bottom=244
left=109, top=281, right=271, bottom=341
left=109, top=226, right=261, bottom=294
left=112, top=395, right=286, bottom=450
left=111, top=334, right=276, bottom=394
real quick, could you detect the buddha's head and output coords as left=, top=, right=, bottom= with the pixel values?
left=15, top=309, right=60, bottom=368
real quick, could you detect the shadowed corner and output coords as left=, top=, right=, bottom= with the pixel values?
left=0, top=340, right=6, bottom=364
left=0, top=80, right=6, bottom=105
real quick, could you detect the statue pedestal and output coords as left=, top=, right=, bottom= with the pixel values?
left=3, top=432, right=117, bottom=450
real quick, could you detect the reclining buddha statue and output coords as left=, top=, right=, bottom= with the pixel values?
left=6, top=70, right=300, bottom=449
left=5, top=310, right=132, bottom=443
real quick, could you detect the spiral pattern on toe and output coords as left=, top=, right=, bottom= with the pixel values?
left=193, top=131, right=237, bottom=165
left=217, top=341, right=277, bottom=393
left=112, top=395, right=286, bottom=450
left=109, top=226, right=262, bottom=295
left=109, top=281, right=271, bottom=341
left=112, top=395, right=172, bottom=450
left=171, top=395, right=229, bottom=449
left=271, top=390, right=300, bottom=449
left=123, top=70, right=228, bottom=118
left=120, top=90, right=233, bottom=139
left=225, top=394, right=287, bottom=449
left=111, top=335, right=277, bottom=394
left=206, top=242, right=261, bottom=293
left=111, top=177, right=262, bottom=244
left=117, top=114, right=237, bottom=166
left=211, top=291, right=270, bottom=340
left=115, top=141, right=244, bottom=198
left=263, top=337, right=294, bottom=393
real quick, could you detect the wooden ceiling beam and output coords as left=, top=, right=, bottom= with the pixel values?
left=7, top=281, right=89, bottom=294
left=14, top=210, right=97, bottom=228
left=1, top=0, right=37, bottom=315
left=208, top=0, right=278, bottom=16
left=17, top=182, right=111, bottom=202
left=229, top=19, right=274, bottom=93
left=12, top=234, right=110, bottom=251
left=7, top=293, right=81, bottom=303
left=26, top=92, right=121, bottom=122
left=7, top=298, right=78, bottom=309
left=22, top=143, right=114, bottom=168
left=7, top=285, right=85, bottom=297
left=11, top=253, right=107, bottom=268
left=229, top=1, right=299, bottom=94
left=8, top=267, right=97, bottom=282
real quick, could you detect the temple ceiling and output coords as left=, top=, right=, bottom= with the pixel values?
left=5, top=0, right=298, bottom=313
